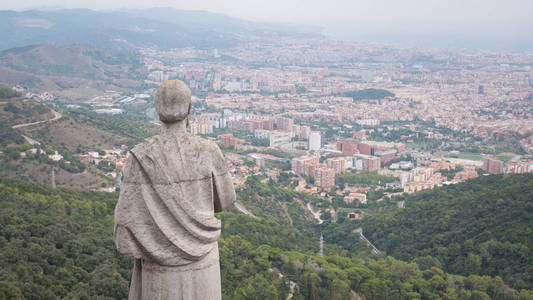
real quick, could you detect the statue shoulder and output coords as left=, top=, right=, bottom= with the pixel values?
left=189, top=136, right=227, bottom=172
left=129, top=134, right=227, bottom=172
left=187, top=135, right=220, bottom=153
left=130, top=135, right=160, bottom=155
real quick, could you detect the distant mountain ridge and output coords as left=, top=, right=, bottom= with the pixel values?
left=0, top=8, right=322, bottom=51
left=0, top=43, right=145, bottom=95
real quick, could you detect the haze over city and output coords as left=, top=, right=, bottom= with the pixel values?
left=3, top=0, right=533, bottom=50
left=1, top=0, right=533, bottom=299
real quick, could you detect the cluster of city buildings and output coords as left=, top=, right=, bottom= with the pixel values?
left=288, top=140, right=405, bottom=190
left=19, top=147, right=63, bottom=162
left=12, top=85, right=56, bottom=102
left=291, top=156, right=335, bottom=190
left=9, top=35, right=533, bottom=207
left=39, top=39, right=533, bottom=198
left=380, top=158, right=479, bottom=193
left=483, top=155, right=533, bottom=174
left=138, top=39, right=533, bottom=152
left=76, top=148, right=128, bottom=181
left=202, top=109, right=507, bottom=194
left=520, top=135, right=533, bottom=154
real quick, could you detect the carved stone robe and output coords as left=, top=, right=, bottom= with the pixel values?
left=114, top=131, right=236, bottom=300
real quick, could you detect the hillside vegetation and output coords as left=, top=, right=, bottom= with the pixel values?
left=0, top=102, right=109, bottom=189
left=361, top=174, right=533, bottom=290
left=2, top=178, right=532, bottom=299
left=237, top=176, right=318, bottom=234
left=0, top=44, right=146, bottom=98
left=0, top=86, right=20, bottom=98
left=0, top=121, right=24, bottom=146
left=13, top=107, right=159, bottom=154
left=0, top=102, right=159, bottom=189
left=1, top=97, right=54, bottom=125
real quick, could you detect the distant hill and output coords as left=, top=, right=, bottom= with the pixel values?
left=0, top=96, right=54, bottom=126
left=24, top=109, right=158, bottom=152
left=0, top=8, right=321, bottom=51
left=0, top=100, right=159, bottom=190
left=361, top=174, right=533, bottom=290
left=0, top=8, right=322, bottom=96
left=0, top=100, right=106, bottom=189
left=0, top=44, right=146, bottom=96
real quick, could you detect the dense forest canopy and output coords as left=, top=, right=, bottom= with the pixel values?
left=1, top=178, right=533, bottom=299
left=361, top=174, right=533, bottom=290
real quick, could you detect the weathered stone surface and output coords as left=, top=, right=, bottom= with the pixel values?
left=114, top=80, right=236, bottom=300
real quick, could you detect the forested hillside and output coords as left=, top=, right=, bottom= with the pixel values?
left=237, top=176, right=318, bottom=234
left=1, top=178, right=533, bottom=299
left=0, top=86, right=20, bottom=98
left=362, top=174, right=533, bottom=290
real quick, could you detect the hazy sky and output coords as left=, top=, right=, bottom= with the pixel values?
left=3, top=0, right=533, bottom=50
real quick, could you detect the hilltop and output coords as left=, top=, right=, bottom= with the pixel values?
left=0, top=8, right=321, bottom=51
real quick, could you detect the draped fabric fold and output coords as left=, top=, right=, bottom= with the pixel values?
left=114, top=132, right=235, bottom=267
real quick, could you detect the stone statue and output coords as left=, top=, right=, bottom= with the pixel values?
left=114, top=80, right=236, bottom=300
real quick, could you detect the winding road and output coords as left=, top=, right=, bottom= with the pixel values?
left=12, top=109, right=62, bottom=129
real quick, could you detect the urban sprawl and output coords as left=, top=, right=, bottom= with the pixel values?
left=18, top=38, right=533, bottom=209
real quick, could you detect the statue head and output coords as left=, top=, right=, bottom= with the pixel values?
left=154, top=80, right=191, bottom=123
